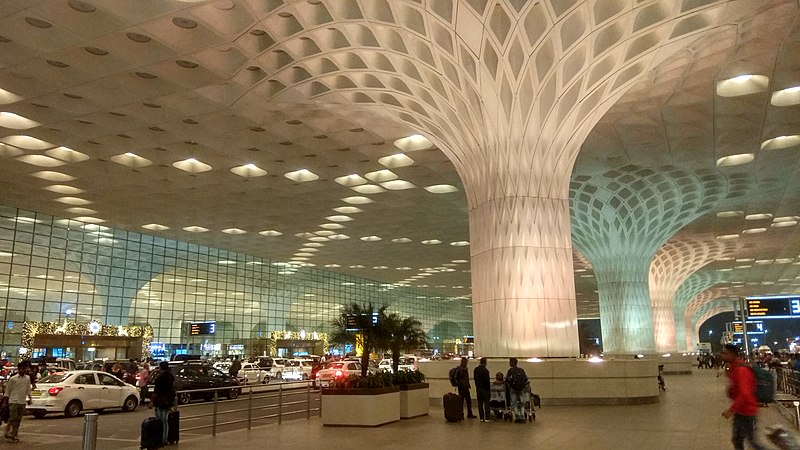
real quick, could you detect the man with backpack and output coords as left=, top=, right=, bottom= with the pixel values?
left=450, top=357, right=476, bottom=419
left=721, top=344, right=767, bottom=450
left=505, top=357, right=528, bottom=423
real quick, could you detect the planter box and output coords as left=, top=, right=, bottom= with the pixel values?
left=399, top=383, right=429, bottom=419
left=321, top=386, right=400, bottom=427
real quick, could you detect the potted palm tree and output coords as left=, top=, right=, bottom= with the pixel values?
left=383, top=312, right=430, bottom=419
left=321, top=302, right=400, bottom=427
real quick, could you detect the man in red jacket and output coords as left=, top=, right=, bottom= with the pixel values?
left=721, top=344, right=766, bottom=450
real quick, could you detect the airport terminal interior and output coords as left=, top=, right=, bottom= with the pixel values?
left=0, top=0, right=800, bottom=372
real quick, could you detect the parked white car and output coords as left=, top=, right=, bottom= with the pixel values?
left=239, top=362, right=269, bottom=384
left=27, top=370, right=140, bottom=418
left=286, top=359, right=314, bottom=380
left=378, top=356, right=417, bottom=373
left=315, top=361, right=363, bottom=388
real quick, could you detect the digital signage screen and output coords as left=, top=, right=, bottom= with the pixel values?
left=730, top=321, right=764, bottom=334
left=746, top=295, right=800, bottom=319
left=189, top=321, right=216, bottom=335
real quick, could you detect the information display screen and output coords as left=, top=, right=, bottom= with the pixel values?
left=746, top=295, right=800, bottom=319
left=344, top=313, right=379, bottom=331
left=189, top=321, right=216, bottom=335
left=731, top=321, right=764, bottom=334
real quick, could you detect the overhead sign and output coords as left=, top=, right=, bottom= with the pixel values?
left=190, top=321, right=216, bottom=335
left=746, top=295, right=800, bottom=319
left=731, top=321, right=764, bottom=335
left=344, top=313, right=379, bottom=331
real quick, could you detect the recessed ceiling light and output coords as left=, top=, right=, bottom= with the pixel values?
left=1, top=135, right=54, bottom=150
left=304, top=242, right=325, bottom=247
left=450, top=241, right=470, bottom=246
left=291, top=257, right=309, bottom=261
left=360, top=236, right=382, bottom=242
left=771, top=85, right=800, bottom=106
left=349, top=265, right=365, bottom=269
left=0, top=88, right=23, bottom=105
left=421, top=239, right=442, bottom=245
left=319, top=223, right=345, bottom=230
left=0, top=143, right=22, bottom=157
left=380, top=180, right=415, bottom=190
left=182, top=226, right=209, bottom=233
left=741, top=228, right=767, bottom=234
left=298, top=248, right=318, bottom=252
left=30, top=171, right=76, bottom=182
left=73, top=216, right=105, bottom=224
left=324, top=264, right=341, bottom=268
left=393, top=134, right=433, bottom=152
left=755, top=259, right=774, bottom=265
left=328, top=234, right=350, bottom=240
left=716, top=211, right=743, bottom=218
left=333, top=206, right=363, bottom=214
left=341, top=196, right=373, bottom=205
left=396, top=267, right=412, bottom=270
left=110, top=152, right=152, bottom=168
left=373, top=266, right=388, bottom=269
left=772, top=221, right=798, bottom=228
left=315, top=230, right=336, bottom=236
left=294, top=253, right=314, bottom=257
left=392, top=238, right=412, bottom=243
left=378, top=153, right=415, bottom=168
left=15, top=155, right=66, bottom=167
left=761, top=135, right=800, bottom=151
left=715, top=153, right=754, bottom=167
left=325, top=215, right=353, bottom=222
left=745, top=213, right=773, bottom=220
left=308, top=236, right=329, bottom=242
left=259, top=230, right=282, bottom=236
left=774, top=216, right=800, bottom=222
left=716, top=234, right=740, bottom=240
left=716, top=74, right=769, bottom=97
left=46, top=147, right=90, bottom=163
left=142, top=224, right=169, bottom=231
left=452, top=260, right=469, bottom=264
left=364, top=169, right=397, bottom=182
left=222, top=228, right=247, bottom=234
left=65, top=207, right=97, bottom=215
left=173, top=158, right=212, bottom=173
left=43, top=185, right=85, bottom=194
left=54, top=197, right=92, bottom=205
left=231, top=163, right=267, bottom=177
left=424, top=184, right=459, bottom=194
left=335, top=174, right=368, bottom=187
left=0, top=112, right=40, bottom=129
left=284, top=169, right=319, bottom=182
left=351, top=184, right=386, bottom=194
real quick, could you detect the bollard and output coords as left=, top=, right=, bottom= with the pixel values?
left=82, top=413, right=98, bottom=450
left=794, top=401, right=800, bottom=430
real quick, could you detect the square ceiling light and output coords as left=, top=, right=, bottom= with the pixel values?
left=421, top=239, right=441, bottom=245
left=380, top=180, right=415, bottom=190
left=392, top=237, right=412, bottom=243
left=258, top=230, right=282, bottom=236
left=1, top=135, right=54, bottom=150
left=716, top=153, right=754, bottom=167
left=65, top=207, right=97, bottom=215
left=342, top=196, right=373, bottom=205
left=393, top=134, right=433, bottom=152
left=771, top=85, right=800, bottom=106
left=284, top=169, right=319, bottom=182
left=44, top=185, right=85, bottom=194
left=378, top=153, right=414, bottom=168
left=335, top=174, right=368, bottom=187
left=761, top=135, right=800, bottom=151
left=222, top=228, right=247, bottom=234
left=325, top=215, right=353, bottom=222
left=173, top=158, right=212, bottom=173
left=424, top=184, right=459, bottom=193
left=0, top=88, right=22, bottom=104
left=351, top=184, right=386, bottom=194
left=333, top=206, right=363, bottom=214
left=182, top=226, right=209, bottom=233
left=715, top=74, right=769, bottom=97
left=31, top=171, right=76, bottom=181
left=142, top=224, right=169, bottom=231
left=0, top=143, right=22, bottom=157
left=54, top=197, right=92, bottom=205
left=231, top=164, right=267, bottom=177
left=364, top=169, right=397, bottom=182
left=46, top=147, right=89, bottom=163
left=111, top=152, right=152, bottom=168
left=16, top=154, right=66, bottom=167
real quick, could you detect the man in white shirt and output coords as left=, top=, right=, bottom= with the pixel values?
left=3, top=360, right=32, bottom=442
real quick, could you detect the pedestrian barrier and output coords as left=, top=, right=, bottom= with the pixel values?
left=175, top=380, right=320, bottom=436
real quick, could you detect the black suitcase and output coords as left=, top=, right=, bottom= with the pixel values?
left=140, top=416, right=163, bottom=450
left=443, top=392, right=464, bottom=422
left=167, top=410, right=180, bottom=445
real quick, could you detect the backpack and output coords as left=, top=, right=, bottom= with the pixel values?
left=449, top=367, right=459, bottom=387
left=751, top=366, right=774, bottom=404
left=507, top=367, right=528, bottom=392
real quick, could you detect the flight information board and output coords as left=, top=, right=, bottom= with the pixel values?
left=189, top=321, right=216, bottom=335
left=731, top=321, right=764, bottom=334
left=746, top=296, right=800, bottom=319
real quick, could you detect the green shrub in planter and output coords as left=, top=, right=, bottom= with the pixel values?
left=393, top=369, right=426, bottom=385
left=330, top=371, right=395, bottom=389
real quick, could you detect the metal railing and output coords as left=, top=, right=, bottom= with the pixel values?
left=175, top=380, right=320, bottom=436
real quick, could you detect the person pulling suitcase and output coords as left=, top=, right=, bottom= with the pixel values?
left=148, top=361, right=176, bottom=446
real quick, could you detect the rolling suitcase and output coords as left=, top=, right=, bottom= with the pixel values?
left=140, top=416, right=163, bottom=450
left=532, top=394, right=541, bottom=408
left=443, top=391, right=464, bottom=422
left=167, top=410, right=180, bottom=445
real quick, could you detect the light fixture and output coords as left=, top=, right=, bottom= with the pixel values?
left=221, top=228, right=247, bottom=234
left=450, top=241, right=470, bottom=247
left=421, top=239, right=442, bottom=245
left=378, top=153, right=415, bottom=168
left=393, top=134, right=433, bottom=152
left=715, top=153, right=754, bottom=167
left=716, top=234, right=740, bottom=240
left=0, top=112, right=40, bottom=129
left=716, top=211, right=743, bottom=218
left=231, top=163, right=267, bottom=177
left=284, top=169, right=319, bottom=182
left=771, top=85, right=800, bottom=107
left=30, top=171, right=76, bottom=182
left=741, top=228, right=767, bottom=234
left=46, top=147, right=90, bottom=163
left=364, top=169, right=397, bottom=182
left=760, top=135, right=800, bottom=151
left=334, top=174, right=368, bottom=187
left=54, top=197, right=92, bottom=205
left=360, top=236, right=382, bottom=242
left=333, top=206, right=363, bottom=214
left=341, top=196, right=374, bottom=205
left=182, top=226, right=209, bottom=233
left=325, top=215, right=353, bottom=222
left=65, top=207, right=97, bottom=215
left=173, top=158, right=212, bottom=173
left=1, top=135, right=54, bottom=150
left=424, top=184, right=459, bottom=194
left=380, top=180, right=415, bottom=190
left=142, top=224, right=169, bottom=231
left=319, top=223, right=345, bottom=230
left=110, top=152, right=152, bottom=168
left=351, top=184, right=386, bottom=194
left=0, top=88, right=23, bottom=104
left=15, top=155, right=66, bottom=167
left=745, top=213, right=773, bottom=220
left=392, top=238, right=412, bottom=243
left=716, top=74, right=769, bottom=97
left=43, top=185, right=85, bottom=194
left=259, top=230, right=282, bottom=236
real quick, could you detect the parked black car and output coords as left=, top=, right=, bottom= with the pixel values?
left=149, top=361, right=241, bottom=405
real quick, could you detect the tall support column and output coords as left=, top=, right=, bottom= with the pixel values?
left=595, top=258, right=655, bottom=354
left=470, top=196, right=579, bottom=357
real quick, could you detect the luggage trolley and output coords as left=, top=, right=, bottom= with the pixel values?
left=515, top=382, right=537, bottom=422
left=489, top=381, right=540, bottom=422
left=489, top=381, right=510, bottom=421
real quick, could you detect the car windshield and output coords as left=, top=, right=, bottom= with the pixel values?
left=39, top=373, right=70, bottom=384
left=328, top=363, right=345, bottom=369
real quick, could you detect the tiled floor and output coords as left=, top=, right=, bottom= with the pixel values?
left=122, top=368, right=796, bottom=450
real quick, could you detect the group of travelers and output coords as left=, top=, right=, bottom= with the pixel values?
left=451, top=356, right=530, bottom=423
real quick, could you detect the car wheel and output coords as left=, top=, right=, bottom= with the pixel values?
left=64, top=400, right=82, bottom=418
left=227, top=388, right=240, bottom=400
left=31, top=410, right=47, bottom=419
left=122, top=395, right=138, bottom=412
left=177, top=392, right=191, bottom=405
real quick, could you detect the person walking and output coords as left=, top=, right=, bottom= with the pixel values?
left=229, top=355, right=241, bottom=379
left=505, top=357, right=529, bottom=423
left=3, top=360, right=32, bottom=442
left=149, top=361, right=176, bottom=446
left=473, top=357, right=491, bottom=422
left=454, top=357, right=476, bottom=419
left=721, top=343, right=767, bottom=450
left=137, top=362, right=150, bottom=405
